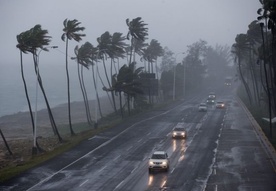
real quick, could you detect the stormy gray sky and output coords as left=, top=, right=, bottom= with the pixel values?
left=1, top=0, right=261, bottom=66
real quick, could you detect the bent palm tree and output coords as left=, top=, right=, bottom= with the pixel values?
left=61, top=19, right=86, bottom=136
left=126, top=17, right=148, bottom=65
left=16, top=25, right=63, bottom=146
left=73, top=43, right=93, bottom=126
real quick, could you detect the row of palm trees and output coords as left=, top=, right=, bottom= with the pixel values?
left=231, top=0, right=276, bottom=139
left=15, top=17, right=164, bottom=151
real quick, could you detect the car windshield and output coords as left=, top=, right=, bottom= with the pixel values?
left=200, top=103, right=206, bottom=106
left=174, top=128, right=185, bottom=131
left=151, top=154, right=166, bottom=159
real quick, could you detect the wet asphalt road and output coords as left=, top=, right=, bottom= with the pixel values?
left=1, top=88, right=276, bottom=191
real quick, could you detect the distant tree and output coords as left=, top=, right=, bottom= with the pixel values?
left=204, top=45, right=232, bottom=83
left=160, top=70, right=174, bottom=100
left=160, top=47, right=175, bottom=72
left=61, top=19, right=86, bottom=136
left=184, top=39, right=208, bottom=89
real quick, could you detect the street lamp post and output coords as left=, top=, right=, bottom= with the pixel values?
left=173, top=52, right=184, bottom=101
left=32, top=46, right=58, bottom=155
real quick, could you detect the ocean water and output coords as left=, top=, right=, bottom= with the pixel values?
left=0, top=61, right=105, bottom=117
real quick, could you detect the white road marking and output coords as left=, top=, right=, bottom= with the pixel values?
left=127, top=146, right=133, bottom=151
left=131, top=166, right=138, bottom=173
left=170, top=167, right=175, bottom=173
left=114, top=180, right=125, bottom=190
left=113, top=155, right=121, bottom=161
left=98, top=166, right=106, bottom=172
left=79, top=179, right=88, bottom=187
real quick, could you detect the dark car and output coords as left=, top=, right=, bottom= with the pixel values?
left=206, top=98, right=215, bottom=104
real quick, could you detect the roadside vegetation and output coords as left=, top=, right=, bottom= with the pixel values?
left=232, top=0, right=276, bottom=147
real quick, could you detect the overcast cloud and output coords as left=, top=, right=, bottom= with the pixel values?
left=1, top=0, right=261, bottom=66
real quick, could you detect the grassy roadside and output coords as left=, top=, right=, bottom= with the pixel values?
left=0, top=114, right=122, bottom=183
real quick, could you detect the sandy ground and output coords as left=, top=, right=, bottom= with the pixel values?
left=0, top=96, right=115, bottom=169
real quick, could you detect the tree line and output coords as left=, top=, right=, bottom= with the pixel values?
left=231, top=0, right=276, bottom=141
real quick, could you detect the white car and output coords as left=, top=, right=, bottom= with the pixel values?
left=172, top=127, right=187, bottom=138
left=148, top=151, right=169, bottom=173
left=198, top=103, right=207, bottom=111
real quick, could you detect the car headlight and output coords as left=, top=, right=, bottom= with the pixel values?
left=162, top=161, right=167, bottom=165
left=149, top=161, right=154, bottom=165
left=181, top=132, right=185, bottom=135
left=173, top=132, right=177, bottom=135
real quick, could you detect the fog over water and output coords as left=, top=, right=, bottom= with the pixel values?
left=0, top=0, right=261, bottom=117
left=0, top=59, right=105, bottom=117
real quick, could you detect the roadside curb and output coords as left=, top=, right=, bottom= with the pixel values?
left=236, top=96, right=276, bottom=171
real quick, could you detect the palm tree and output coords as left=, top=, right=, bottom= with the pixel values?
left=126, top=17, right=148, bottom=65
left=247, top=21, right=263, bottom=105
left=109, top=62, right=144, bottom=117
left=61, top=19, right=85, bottom=136
left=90, top=47, right=104, bottom=119
left=109, top=32, right=127, bottom=111
left=16, top=25, right=63, bottom=146
left=96, top=32, right=115, bottom=111
left=73, top=43, right=93, bottom=126
left=232, top=34, right=253, bottom=104
left=16, top=32, right=35, bottom=139
left=97, top=31, right=128, bottom=113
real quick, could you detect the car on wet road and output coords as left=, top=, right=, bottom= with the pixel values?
left=148, top=151, right=169, bottom=173
left=198, top=102, right=207, bottom=112
left=172, top=126, right=187, bottom=138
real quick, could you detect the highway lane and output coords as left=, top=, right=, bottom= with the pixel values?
left=1, top=89, right=276, bottom=191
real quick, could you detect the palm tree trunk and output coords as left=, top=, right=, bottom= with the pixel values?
left=110, top=59, right=117, bottom=113
left=92, top=65, right=103, bottom=118
left=97, top=61, right=113, bottom=114
left=33, top=55, right=63, bottom=142
left=77, top=63, right=93, bottom=126
left=81, top=66, right=93, bottom=125
left=20, top=51, right=35, bottom=134
left=102, top=58, right=117, bottom=112
left=65, top=38, right=74, bottom=136
left=0, top=129, right=12, bottom=155
left=119, top=92, right=124, bottom=118
left=260, top=25, right=273, bottom=137
left=238, top=58, right=252, bottom=104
